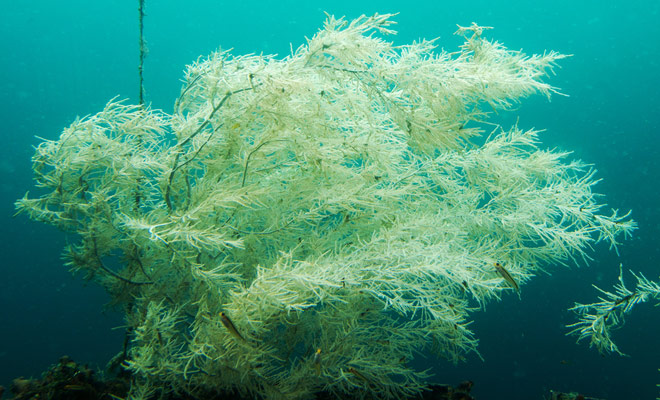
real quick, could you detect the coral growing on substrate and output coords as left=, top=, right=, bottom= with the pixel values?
left=17, top=14, right=635, bottom=400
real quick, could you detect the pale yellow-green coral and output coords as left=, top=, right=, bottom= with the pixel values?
left=568, top=265, right=660, bottom=355
left=567, top=267, right=660, bottom=399
left=17, top=14, right=634, bottom=399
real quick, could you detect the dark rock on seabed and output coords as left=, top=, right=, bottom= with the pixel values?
left=1, top=356, right=598, bottom=400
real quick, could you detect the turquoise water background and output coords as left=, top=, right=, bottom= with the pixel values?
left=1, top=1, right=658, bottom=398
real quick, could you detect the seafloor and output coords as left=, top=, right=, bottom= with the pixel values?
left=0, top=355, right=596, bottom=400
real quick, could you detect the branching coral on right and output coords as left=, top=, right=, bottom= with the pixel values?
left=568, top=266, right=660, bottom=355
left=567, top=267, right=660, bottom=398
left=16, top=13, right=636, bottom=400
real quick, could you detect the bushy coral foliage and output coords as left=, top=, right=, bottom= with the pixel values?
left=17, top=14, right=634, bottom=399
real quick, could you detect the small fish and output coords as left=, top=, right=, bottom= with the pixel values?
left=220, top=312, right=247, bottom=343
left=494, top=262, right=519, bottom=291
left=63, top=384, right=87, bottom=391
left=347, top=367, right=370, bottom=385
left=313, top=348, right=322, bottom=375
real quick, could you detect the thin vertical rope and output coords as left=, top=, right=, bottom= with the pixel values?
left=138, top=0, right=145, bottom=105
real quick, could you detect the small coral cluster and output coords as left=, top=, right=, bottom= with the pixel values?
left=6, top=356, right=127, bottom=400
